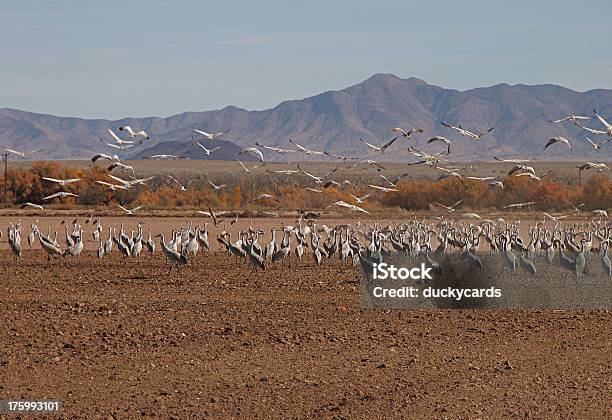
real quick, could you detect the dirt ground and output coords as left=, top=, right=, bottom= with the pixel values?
left=0, top=217, right=611, bottom=418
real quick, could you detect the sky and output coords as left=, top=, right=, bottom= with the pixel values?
left=1, top=0, right=611, bottom=119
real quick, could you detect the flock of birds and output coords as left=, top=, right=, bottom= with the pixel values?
left=3, top=213, right=612, bottom=280
left=4, top=109, right=612, bottom=217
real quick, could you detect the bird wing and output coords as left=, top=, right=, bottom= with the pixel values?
left=41, top=177, right=60, bottom=183
left=193, top=128, right=212, bottom=137
left=391, top=127, right=408, bottom=136
left=107, top=128, right=124, bottom=143
left=575, top=122, right=606, bottom=135
left=593, top=110, right=612, bottom=129
left=381, top=136, right=398, bottom=150
left=359, top=138, right=379, bottom=150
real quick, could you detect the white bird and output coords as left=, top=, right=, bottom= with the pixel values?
left=289, top=138, right=325, bottom=155
left=503, top=202, right=535, bottom=209
left=20, top=202, right=44, bottom=210
left=91, top=153, right=120, bottom=163
left=349, top=193, right=372, bottom=204
left=102, top=141, right=137, bottom=151
left=586, top=137, right=611, bottom=150
left=494, top=157, right=532, bottom=164
left=441, top=122, right=494, bottom=140
left=544, top=136, right=572, bottom=150
left=548, top=114, right=590, bottom=123
left=542, top=212, right=568, bottom=222
left=255, top=141, right=297, bottom=154
left=43, top=192, right=78, bottom=201
left=119, top=126, right=150, bottom=139
left=118, top=204, right=142, bottom=216
left=427, top=136, right=452, bottom=153
left=248, top=194, right=280, bottom=203
left=193, top=128, right=230, bottom=140
left=41, top=177, right=81, bottom=186
left=107, top=161, right=135, bottom=175
left=238, top=160, right=263, bottom=174
left=433, top=199, right=463, bottom=213
left=462, top=212, right=482, bottom=220
left=167, top=175, right=187, bottom=191
left=304, top=187, right=323, bottom=193
left=106, top=128, right=142, bottom=145
left=143, top=154, right=186, bottom=160
left=359, top=136, right=398, bottom=153
left=326, top=201, right=370, bottom=214
left=205, top=177, right=229, bottom=191
left=95, top=180, right=128, bottom=191
left=592, top=209, right=608, bottom=218
left=368, top=184, right=399, bottom=193
left=193, top=140, right=221, bottom=155
left=1, top=146, right=44, bottom=158
left=107, top=174, right=155, bottom=188
left=592, top=109, right=612, bottom=136
left=237, top=147, right=264, bottom=162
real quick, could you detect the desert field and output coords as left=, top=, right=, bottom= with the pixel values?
left=1, top=216, right=611, bottom=417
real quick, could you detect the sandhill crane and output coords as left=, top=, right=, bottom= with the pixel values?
left=155, top=234, right=188, bottom=272
left=65, top=232, right=84, bottom=258
left=37, top=229, right=64, bottom=262
left=272, top=230, right=291, bottom=266
left=601, top=241, right=611, bottom=276
left=145, top=227, right=156, bottom=254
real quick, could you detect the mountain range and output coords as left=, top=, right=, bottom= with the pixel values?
left=1, top=74, right=611, bottom=161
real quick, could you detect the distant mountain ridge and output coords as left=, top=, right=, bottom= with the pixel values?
left=1, top=74, right=611, bottom=161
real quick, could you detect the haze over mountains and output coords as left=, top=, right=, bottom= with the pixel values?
left=1, top=74, right=611, bottom=161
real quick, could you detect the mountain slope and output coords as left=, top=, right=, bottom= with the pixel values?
left=1, top=74, right=611, bottom=160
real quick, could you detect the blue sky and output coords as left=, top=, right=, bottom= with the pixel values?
left=1, top=0, right=611, bottom=118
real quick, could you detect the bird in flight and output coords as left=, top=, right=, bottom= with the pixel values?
left=433, top=199, right=463, bottom=213
left=1, top=146, right=44, bottom=158
left=359, top=136, right=398, bottom=153
left=391, top=127, right=424, bottom=138
left=43, top=191, right=78, bottom=201
left=441, top=122, right=494, bottom=140
left=20, top=202, right=44, bottom=210
left=427, top=136, right=452, bottom=154
left=326, top=200, right=370, bottom=214
left=592, top=109, right=612, bottom=136
left=41, top=177, right=81, bottom=186
left=368, top=184, right=399, bottom=193
left=193, top=128, right=230, bottom=140
left=248, top=194, right=280, bottom=203
left=107, top=128, right=142, bottom=145
left=118, top=204, right=143, bottom=216
left=95, top=180, right=128, bottom=191
left=91, top=153, right=120, bottom=163
left=548, top=114, right=590, bottom=123
left=544, top=136, right=572, bottom=151
left=237, top=147, right=264, bottom=162
left=193, top=140, right=221, bottom=156
left=349, top=193, right=372, bottom=204
left=167, top=175, right=188, bottom=191
left=205, top=176, right=229, bottom=191
left=119, top=126, right=149, bottom=139
left=255, top=141, right=297, bottom=154
left=289, top=138, right=325, bottom=155
left=586, top=137, right=611, bottom=150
